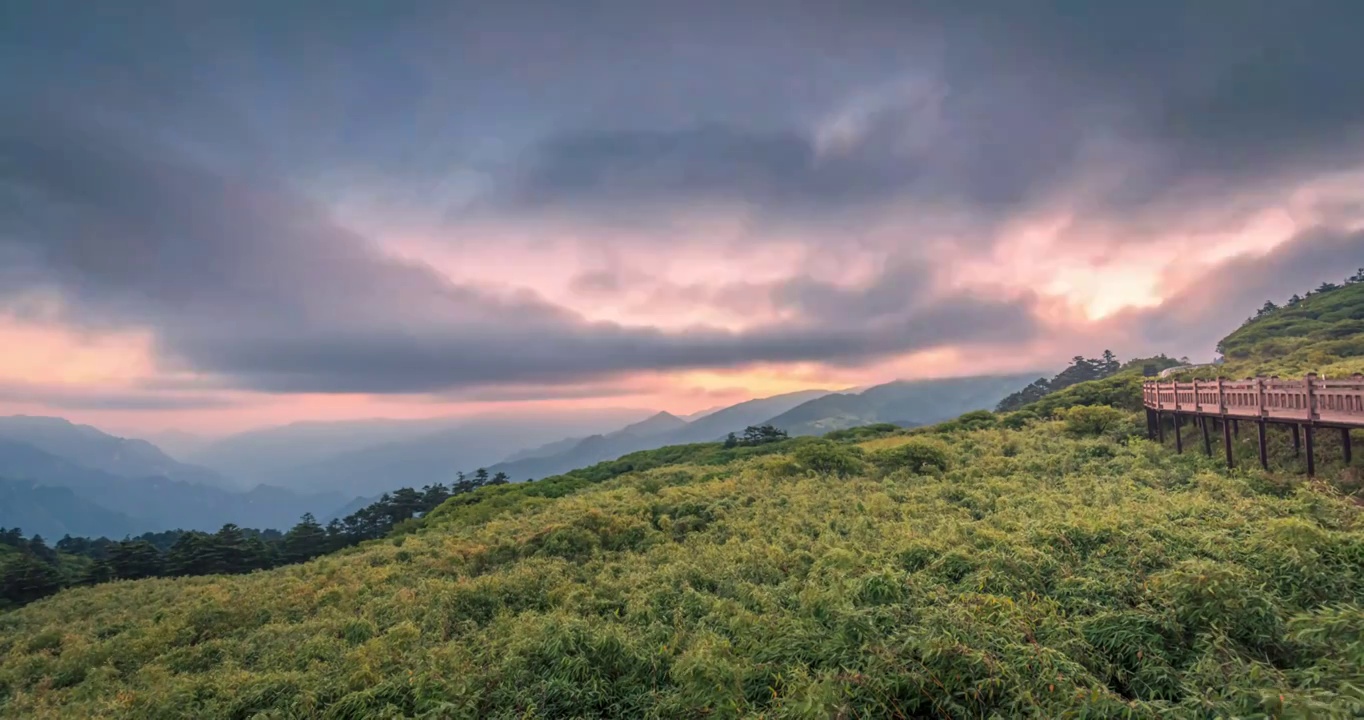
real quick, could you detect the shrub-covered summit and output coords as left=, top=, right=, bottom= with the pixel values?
left=2, top=414, right=1361, bottom=718
left=1213, top=270, right=1364, bottom=378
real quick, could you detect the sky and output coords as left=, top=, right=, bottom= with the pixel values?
left=3, top=1, right=1364, bottom=437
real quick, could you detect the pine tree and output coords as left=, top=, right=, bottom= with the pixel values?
left=281, top=514, right=329, bottom=564
left=27, top=534, right=58, bottom=564
left=206, top=524, right=250, bottom=574
left=108, top=540, right=163, bottom=580
left=165, top=532, right=213, bottom=576
left=388, top=489, right=424, bottom=522
left=79, top=559, right=114, bottom=586
left=1101, top=350, right=1119, bottom=375
left=0, top=553, right=63, bottom=604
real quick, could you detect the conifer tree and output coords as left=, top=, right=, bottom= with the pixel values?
left=0, top=552, right=63, bottom=604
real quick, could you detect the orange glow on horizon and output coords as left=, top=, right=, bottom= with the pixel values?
left=7, top=175, right=1359, bottom=438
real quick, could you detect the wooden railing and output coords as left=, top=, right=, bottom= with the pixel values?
left=1142, top=373, right=1362, bottom=473
left=1142, top=374, right=1364, bottom=426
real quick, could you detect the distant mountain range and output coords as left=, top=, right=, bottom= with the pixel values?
left=0, top=424, right=346, bottom=539
left=0, top=373, right=1043, bottom=539
left=476, top=375, right=1038, bottom=482
left=765, top=374, right=1041, bottom=436
left=0, top=416, right=236, bottom=490
left=187, top=409, right=656, bottom=498
left=481, top=389, right=834, bottom=482
left=0, top=477, right=143, bottom=540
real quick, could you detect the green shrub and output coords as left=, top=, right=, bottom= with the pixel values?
left=824, top=423, right=901, bottom=442
left=1060, top=405, right=1133, bottom=437
left=999, top=410, right=1037, bottom=430
left=870, top=437, right=952, bottom=474
left=786, top=440, right=866, bottom=478
left=24, top=629, right=62, bottom=653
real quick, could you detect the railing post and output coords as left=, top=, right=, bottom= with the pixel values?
left=1255, top=377, right=1268, bottom=470
left=1257, top=418, right=1268, bottom=470
left=1223, top=414, right=1235, bottom=468
left=1306, top=372, right=1318, bottom=423
left=1216, top=377, right=1226, bottom=415
left=1305, top=372, right=1318, bottom=476
left=1305, top=423, right=1316, bottom=476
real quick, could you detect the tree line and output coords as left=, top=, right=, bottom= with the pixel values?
left=1240, top=267, right=1364, bottom=327
left=1216, top=267, right=1364, bottom=357
left=723, top=424, right=790, bottom=448
left=996, top=351, right=1125, bottom=412
left=2, top=471, right=511, bottom=607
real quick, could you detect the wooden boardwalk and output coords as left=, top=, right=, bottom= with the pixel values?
left=1142, top=373, right=1364, bottom=474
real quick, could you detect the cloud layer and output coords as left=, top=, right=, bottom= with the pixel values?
left=3, top=1, right=1364, bottom=429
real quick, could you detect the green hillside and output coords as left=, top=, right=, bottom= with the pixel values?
left=1211, top=272, right=1364, bottom=378
left=3, top=411, right=1363, bottom=718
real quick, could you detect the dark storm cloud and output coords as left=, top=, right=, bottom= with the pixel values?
left=497, top=1, right=1364, bottom=228
left=4, top=1, right=1364, bottom=397
left=0, top=105, right=1036, bottom=393
left=497, top=90, right=1085, bottom=224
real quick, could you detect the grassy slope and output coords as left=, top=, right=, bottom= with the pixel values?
left=1209, top=281, right=1364, bottom=378
left=2, top=419, right=1362, bottom=718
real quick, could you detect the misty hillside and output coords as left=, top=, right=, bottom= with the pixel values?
left=188, top=410, right=655, bottom=493
left=0, top=437, right=346, bottom=538
left=0, top=416, right=235, bottom=490
left=0, top=479, right=142, bottom=539
left=767, top=373, right=1042, bottom=436
left=481, top=376, right=1036, bottom=482
left=185, top=417, right=475, bottom=485
left=482, top=389, right=835, bottom=481
left=617, top=411, right=688, bottom=437
left=660, top=389, right=834, bottom=445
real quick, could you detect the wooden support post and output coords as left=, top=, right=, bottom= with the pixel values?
left=1233, top=419, right=1240, bottom=437
left=1223, top=418, right=1235, bottom=468
left=1305, top=372, right=1318, bottom=477
left=1305, top=424, right=1316, bottom=476
left=1200, top=415, right=1212, bottom=456
left=1344, top=428, right=1353, bottom=465
left=1146, top=409, right=1157, bottom=440
left=1257, top=420, right=1268, bottom=470
left=1292, top=424, right=1301, bottom=457
left=1157, top=412, right=1165, bottom=444
left=1174, top=414, right=1183, bottom=454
